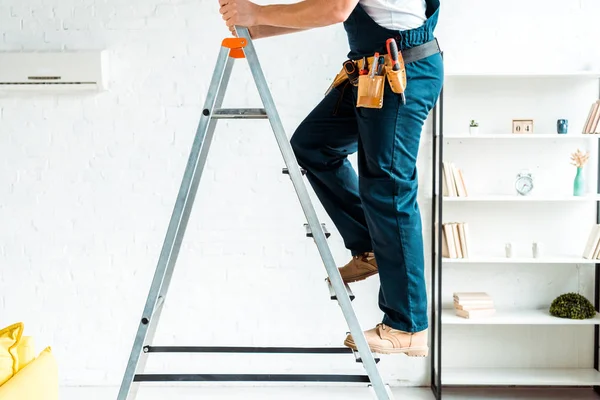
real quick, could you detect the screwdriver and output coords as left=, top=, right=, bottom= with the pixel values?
left=369, top=52, right=380, bottom=78
left=386, top=38, right=406, bottom=105
left=376, top=55, right=385, bottom=75
left=359, top=56, right=369, bottom=76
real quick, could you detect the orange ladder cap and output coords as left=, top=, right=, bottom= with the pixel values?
left=222, top=37, right=247, bottom=59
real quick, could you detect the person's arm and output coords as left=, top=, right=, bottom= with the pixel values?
left=220, top=0, right=359, bottom=34
left=246, top=26, right=307, bottom=40
left=256, top=0, right=360, bottom=28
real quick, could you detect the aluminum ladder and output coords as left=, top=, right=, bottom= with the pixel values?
left=116, top=26, right=394, bottom=400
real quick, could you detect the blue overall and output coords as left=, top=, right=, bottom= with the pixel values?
left=290, top=1, right=443, bottom=333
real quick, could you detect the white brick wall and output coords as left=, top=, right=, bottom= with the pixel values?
left=1, top=0, right=600, bottom=388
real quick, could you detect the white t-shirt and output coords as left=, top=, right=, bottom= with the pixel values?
left=359, top=0, right=427, bottom=30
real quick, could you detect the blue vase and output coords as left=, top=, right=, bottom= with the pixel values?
left=557, top=119, right=568, bottom=134
left=573, top=167, right=584, bottom=196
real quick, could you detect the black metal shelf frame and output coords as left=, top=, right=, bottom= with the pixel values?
left=429, top=75, right=600, bottom=400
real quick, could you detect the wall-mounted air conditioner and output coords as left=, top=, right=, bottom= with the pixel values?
left=0, top=50, right=108, bottom=93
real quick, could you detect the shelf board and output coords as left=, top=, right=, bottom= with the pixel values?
left=442, top=133, right=599, bottom=139
left=442, top=368, right=600, bottom=386
left=442, top=256, right=595, bottom=264
left=442, top=308, right=600, bottom=325
left=445, top=71, right=600, bottom=79
left=443, top=195, right=600, bottom=202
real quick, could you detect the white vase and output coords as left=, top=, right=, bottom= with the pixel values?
left=469, top=126, right=479, bottom=135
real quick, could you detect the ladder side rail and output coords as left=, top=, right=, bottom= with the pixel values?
left=235, top=26, right=391, bottom=400
left=117, top=46, right=235, bottom=400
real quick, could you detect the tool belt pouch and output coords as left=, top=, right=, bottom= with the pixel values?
left=386, top=67, right=407, bottom=95
left=325, top=68, right=349, bottom=96
left=356, top=74, right=385, bottom=109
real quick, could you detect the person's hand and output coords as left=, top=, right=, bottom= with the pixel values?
left=227, top=25, right=259, bottom=39
left=219, top=0, right=261, bottom=29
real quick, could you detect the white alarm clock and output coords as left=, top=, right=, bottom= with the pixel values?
left=515, top=171, right=534, bottom=196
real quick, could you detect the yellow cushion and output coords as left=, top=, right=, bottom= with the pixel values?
left=0, top=322, right=24, bottom=385
left=15, top=336, right=36, bottom=372
left=0, top=347, right=58, bottom=400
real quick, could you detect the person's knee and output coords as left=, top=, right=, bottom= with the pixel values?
left=290, top=122, right=313, bottom=165
left=289, top=128, right=304, bottom=158
left=359, top=172, right=418, bottom=201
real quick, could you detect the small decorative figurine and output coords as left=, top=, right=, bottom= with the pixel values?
left=505, top=243, right=513, bottom=258
left=532, top=242, right=542, bottom=258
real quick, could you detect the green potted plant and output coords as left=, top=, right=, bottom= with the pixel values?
left=469, top=120, right=479, bottom=135
left=549, top=292, right=596, bottom=320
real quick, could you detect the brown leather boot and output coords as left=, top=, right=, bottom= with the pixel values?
left=338, top=252, right=378, bottom=283
left=343, top=323, right=428, bottom=357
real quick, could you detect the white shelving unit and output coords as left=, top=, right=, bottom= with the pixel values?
left=443, top=256, right=595, bottom=264
left=443, top=368, right=600, bottom=386
left=444, top=194, right=600, bottom=202
left=431, top=71, right=600, bottom=397
left=442, top=308, right=600, bottom=325
left=445, top=71, right=600, bottom=79
left=445, top=133, right=600, bottom=140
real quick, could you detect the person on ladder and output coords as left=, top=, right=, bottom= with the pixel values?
left=219, top=0, right=444, bottom=357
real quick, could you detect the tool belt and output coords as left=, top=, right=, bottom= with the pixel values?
left=326, top=39, right=441, bottom=109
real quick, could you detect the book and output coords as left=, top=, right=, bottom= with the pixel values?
left=453, top=292, right=492, bottom=301
left=583, top=102, right=595, bottom=134
left=442, top=162, right=456, bottom=196
left=454, top=299, right=494, bottom=307
left=458, top=223, right=469, bottom=258
left=451, top=163, right=468, bottom=197
left=441, top=225, right=450, bottom=258
left=582, top=224, right=600, bottom=259
left=592, top=235, right=600, bottom=259
left=455, top=308, right=496, bottom=319
left=442, top=162, right=468, bottom=197
left=591, top=101, right=600, bottom=134
left=451, top=223, right=462, bottom=258
left=453, top=292, right=495, bottom=318
left=443, top=223, right=457, bottom=258
left=584, top=101, right=600, bottom=134
left=583, top=102, right=595, bottom=133
left=442, top=222, right=470, bottom=259
left=456, top=168, right=468, bottom=197
left=454, top=303, right=495, bottom=311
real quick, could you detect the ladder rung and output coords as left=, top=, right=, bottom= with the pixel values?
left=305, top=223, right=331, bottom=238
left=212, top=108, right=268, bottom=119
left=134, top=374, right=370, bottom=383
left=282, top=167, right=307, bottom=176
left=353, top=349, right=380, bottom=364
left=144, top=346, right=354, bottom=354
left=326, top=278, right=355, bottom=301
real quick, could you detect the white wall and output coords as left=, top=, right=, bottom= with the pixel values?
left=0, top=0, right=599, bottom=389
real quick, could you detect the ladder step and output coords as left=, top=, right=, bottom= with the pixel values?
left=305, top=223, right=331, bottom=238
left=134, top=374, right=370, bottom=383
left=144, top=346, right=354, bottom=354
left=354, top=350, right=381, bottom=364
left=282, top=167, right=307, bottom=175
left=212, top=108, right=268, bottom=119
left=143, top=345, right=378, bottom=364
left=326, top=278, right=355, bottom=301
